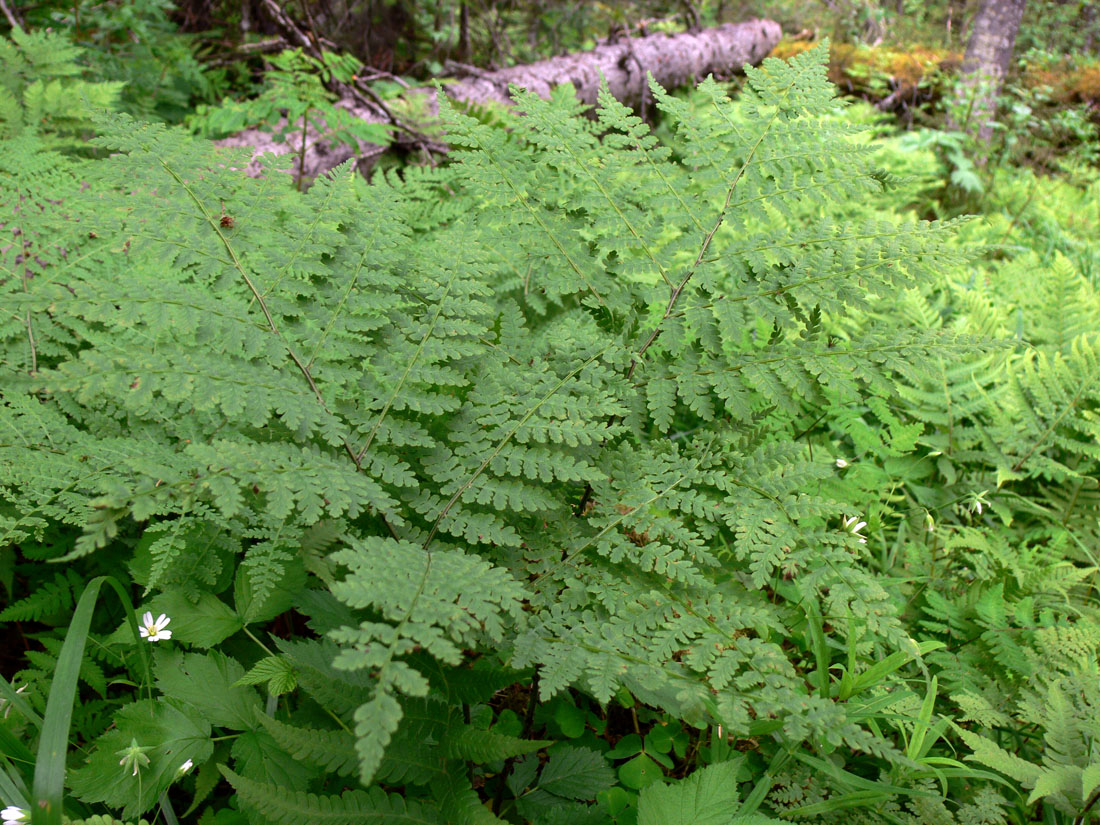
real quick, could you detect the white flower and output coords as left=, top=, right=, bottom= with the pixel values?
left=835, top=458, right=848, bottom=468
left=178, top=759, right=194, bottom=776
left=2, top=806, right=27, bottom=825
left=969, top=491, right=989, bottom=517
left=138, top=611, right=172, bottom=642
left=0, top=684, right=26, bottom=719
left=842, top=515, right=868, bottom=544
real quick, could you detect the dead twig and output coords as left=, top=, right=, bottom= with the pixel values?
left=0, top=0, right=23, bottom=30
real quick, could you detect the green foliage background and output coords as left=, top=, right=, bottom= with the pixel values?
left=2, top=7, right=1100, bottom=825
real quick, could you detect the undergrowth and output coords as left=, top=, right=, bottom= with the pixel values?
left=3, top=24, right=1100, bottom=825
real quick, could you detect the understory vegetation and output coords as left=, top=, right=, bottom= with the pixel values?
left=2, top=3, right=1100, bottom=824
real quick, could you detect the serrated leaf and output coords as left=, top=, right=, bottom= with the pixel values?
left=140, top=590, right=243, bottom=648
left=154, top=649, right=261, bottom=730
left=537, top=746, right=615, bottom=800
left=638, top=759, right=748, bottom=825
left=444, top=726, right=553, bottom=763
left=69, top=700, right=213, bottom=819
left=222, top=766, right=443, bottom=824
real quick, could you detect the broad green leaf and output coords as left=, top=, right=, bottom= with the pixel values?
left=538, top=747, right=615, bottom=800
left=154, top=649, right=261, bottom=730
left=68, top=700, right=212, bottom=819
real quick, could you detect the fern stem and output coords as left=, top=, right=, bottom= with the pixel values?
left=545, top=115, right=674, bottom=287
left=21, top=255, right=35, bottom=374
left=355, top=268, right=461, bottom=464
left=22, top=310, right=35, bottom=375
left=242, top=626, right=275, bottom=658
left=540, top=434, right=719, bottom=585
left=158, top=159, right=364, bottom=469
left=474, top=131, right=605, bottom=306
left=297, top=110, right=309, bottom=193
left=1012, top=369, right=1093, bottom=472
left=423, top=347, right=608, bottom=550
left=627, top=103, right=781, bottom=380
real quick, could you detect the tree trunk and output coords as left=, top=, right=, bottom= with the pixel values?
left=215, top=18, right=783, bottom=183
left=954, top=0, right=1027, bottom=144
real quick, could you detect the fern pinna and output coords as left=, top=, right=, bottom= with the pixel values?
left=2, top=46, right=972, bottom=822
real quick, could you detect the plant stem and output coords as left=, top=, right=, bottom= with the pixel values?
left=242, top=626, right=275, bottom=657
left=297, top=110, right=309, bottom=192
left=158, top=792, right=179, bottom=825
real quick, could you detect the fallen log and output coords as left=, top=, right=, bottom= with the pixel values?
left=215, top=18, right=782, bottom=182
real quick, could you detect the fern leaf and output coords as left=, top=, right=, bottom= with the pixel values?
left=221, top=767, right=443, bottom=824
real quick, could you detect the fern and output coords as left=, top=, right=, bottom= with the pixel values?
left=222, top=768, right=441, bottom=825
left=0, top=27, right=124, bottom=148
left=0, top=39, right=995, bottom=823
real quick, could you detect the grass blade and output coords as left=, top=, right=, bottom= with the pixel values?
left=30, top=575, right=150, bottom=825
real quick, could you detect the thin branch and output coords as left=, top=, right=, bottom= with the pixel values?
left=23, top=310, right=35, bottom=375
left=625, top=83, right=804, bottom=380
left=21, top=255, right=35, bottom=374
left=1075, top=788, right=1100, bottom=825
left=0, top=0, right=23, bottom=30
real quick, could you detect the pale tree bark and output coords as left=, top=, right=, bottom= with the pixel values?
left=215, top=19, right=782, bottom=183
left=954, top=0, right=1027, bottom=144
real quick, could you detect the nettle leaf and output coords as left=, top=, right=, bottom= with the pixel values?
left=231, top=728, right=316, bottom=791
left=154, top=649, right=261, bottom=730
left=69, top=700, right=213, bottom=819
left=637, top=759, right=783, bottom=825
left=536, top=746, right=615, bottom=801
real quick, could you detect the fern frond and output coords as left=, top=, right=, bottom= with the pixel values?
left=222, top=767, right=443, bottom=824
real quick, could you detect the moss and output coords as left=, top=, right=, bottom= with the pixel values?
left=769, top=38, right=1099, bottom=121
left=768, top=39, right=958, bottom=100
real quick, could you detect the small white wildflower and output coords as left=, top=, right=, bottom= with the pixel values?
left=178, top=759, right=194, bottom=776
left=116, top=738, right=152, bottom=777
left=2, top=806, right=27, bottom=825
left=842, top=515, right=868, bottom=543
left=138, top=611, right=172, bottom=642
left=0, top=684, right=27, bottom=720
left=835, top=458, right=849, bottom=468
left=968, top=491, right=989, bottom=517
left=925, top=513, right=935, bottom=533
